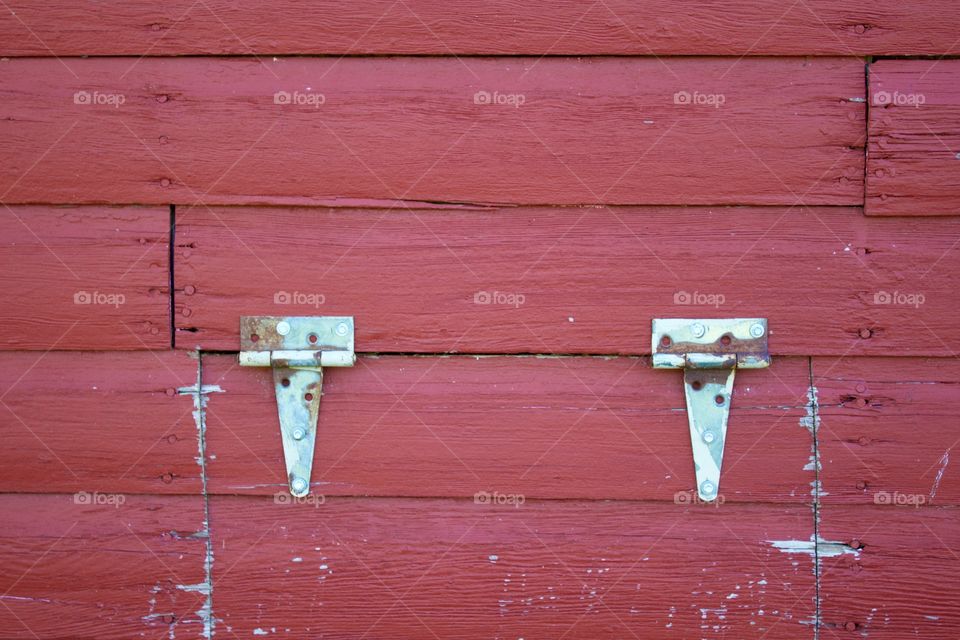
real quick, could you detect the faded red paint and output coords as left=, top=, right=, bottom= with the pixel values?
left=0, top=4, right=958, bottom=639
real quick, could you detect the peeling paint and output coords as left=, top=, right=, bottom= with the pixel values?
left=766, top=536, right=859, bottom=558
left=177, top=364, right=218, bottom=638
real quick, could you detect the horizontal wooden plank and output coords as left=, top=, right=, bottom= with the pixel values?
left=0, top=57, right=863, bottom=206
left=819, top=505, right=960, bottom=638
left=177, top=205, right=960, bottom=356
left=867, top=60, right=960, bottom=216
left=0, top=1, right=958, bottom=55
left=814, top=357, right=960, bottom=506
left=0, top=205, right=169, bottom=349
left=0, top=352, right=201, bottom=494
left=210, top=496, right=815, bottom=638
left=203, top=354, right=814, bottom=503
left=0, top=494, right=209, bottom=640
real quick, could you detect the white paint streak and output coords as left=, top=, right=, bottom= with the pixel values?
left=178, top=374, right=219, bottom=638
left=930, top=450, right=949, bottom=500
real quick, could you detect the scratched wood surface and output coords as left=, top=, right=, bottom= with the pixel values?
left=815, top=357, right=960, bottom=506
left=0, top=1, right=959, bottom=56
left=202, top=354, right=813, bottom=503
left=210, top=497, right=815, bottom=639
left=0, top=352, right=200, bottom=494
left=818, top=505, right=960, bottom=638
left=0, top=495, right=209, bottom=640
left=176, top=205, right=960, bottom=356
left=0, top=57, right=863, bottom=207
left=0, top=206, right=169, bottom=349
left=867, top=60, right=960, bottom=216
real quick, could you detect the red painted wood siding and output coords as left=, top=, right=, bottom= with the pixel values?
left=0, top=3, right=958, bottom=639
left=0, top=57, right=864, bottom=207
left=1, top=1, right=960, bottom=56
left=867, top=60, right=960, bottom=215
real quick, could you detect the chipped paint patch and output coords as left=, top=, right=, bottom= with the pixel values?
left=766, top=536, right=859, bottom=558
left=177, top=361, right=218, bottom=639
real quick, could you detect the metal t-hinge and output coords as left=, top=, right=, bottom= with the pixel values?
left=238, top=316, right=356, bottom=497
left=652, top=318, right=770, bottom=501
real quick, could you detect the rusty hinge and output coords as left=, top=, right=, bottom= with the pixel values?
left=652, top=318, right=770, bottom=501
left=239, top=316, right=356, bottom=497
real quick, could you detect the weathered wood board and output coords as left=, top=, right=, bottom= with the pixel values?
left=209, top=497, right=816, bottom=639
left=176, top=206, right=960, bottom=355
left=0, top=352, right=200, bottom=494
left=0, top=57, right=863, bottom=206
left=867, top=60, right=960, bottom=216
left=0, top=206, right=170, bottom=349
left=815, top=357, right=960, bottom=506
left=202, top=354, right=814, bottom=503
left=0, top=1, right=958, bottom=56
left=0, top=495, right=209, bottom=640
left=818, top=505, right=960, bottom=638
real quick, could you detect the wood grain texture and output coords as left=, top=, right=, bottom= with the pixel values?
left=0, top=206, right=169, bottom=349
left=867, top=60, right=960, bottom=216
left=176, top=205, right=960, bottom=356
left=815, top=357, right=960, bottom=507
left=210, top=496, right=816, bottom=639
left=0, top=1, right=958, bottom=56
left=203, top=354, right=813, bottom=503
left=0, top=352, right=201, bottom=494
left=818, top=505, right=960, bottom=638
left=0, top=495, right=209, bottom=640
left=0, top=57, right=863, bottom=206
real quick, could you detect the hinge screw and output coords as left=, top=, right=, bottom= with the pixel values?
left=749, top=323, right=765, bottom=338
left=700, top=480, right=716, bottom=496
left=336, top=322, right=349, bottom=336
left=276, top=321, right=291, bottom=336
left=292, top=428, right=306, bottom=441
left=691, top=323, right=706, bottom=338
left=291, top=477, right=308, bottom=494
left=702, top=430, right=717, bottom=444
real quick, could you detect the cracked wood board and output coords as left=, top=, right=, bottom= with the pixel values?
left=0, top=57, right=862, bottom=206
left=1, top=1, right=959, bottom=56
left=818, top=505, right=960, bottom=637
left=0, top=494, right=210, bottom=640
left=175, top=206, right=960, bottom=355
left=867, top=60, right=960, bottom=216
left=210, top=496, right=815, bottom=638
left=0, top=206, right=169, bottom=349
left=0, top=352, right=201, bottom=494
left=202, top=354, right=813, bottom=503
left=814, top=357, right=960, bottom=506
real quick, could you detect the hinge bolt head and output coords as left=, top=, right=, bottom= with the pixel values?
left=292, top=428, right=306, bottom=441
left=702, top=430, right=716, bottom=444
left=291, top=477, right=308, bottom=494
left=276, top=321, right=291, bottom=336
left=749, top=323, right=765, bottom=338
left=336, top=322, right=349, bottom=336
left=691, top=323, right=706, bottom=338
left=700, top=480, right=716, bottom=496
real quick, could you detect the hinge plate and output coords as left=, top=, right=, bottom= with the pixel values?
left=652, top=318, right=770, bottom=501
left=651, top=317, right=770, bottom=369
left=239, top=316, right=356, bottom=497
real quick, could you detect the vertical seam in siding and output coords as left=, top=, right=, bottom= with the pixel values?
left=169, top=204, right=176, bottom=349
left=808, top=356, right=822, bottom=640
left=177, top=354, right=216, bottom=637
left=863, top=58, right=872, bottom=212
